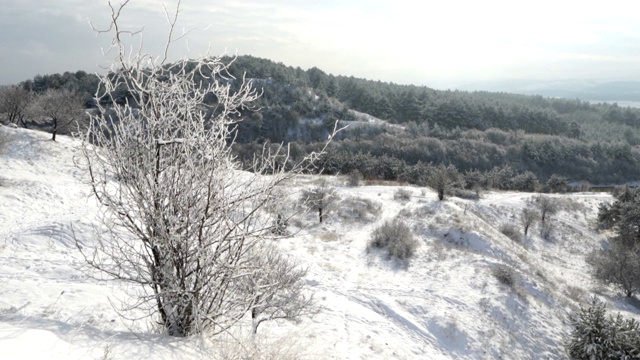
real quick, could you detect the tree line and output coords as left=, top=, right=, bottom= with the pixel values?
left=4, top=55, right=640, bottom=184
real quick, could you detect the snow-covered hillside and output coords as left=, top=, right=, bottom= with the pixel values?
left=0, top=125, right=636, bottom=359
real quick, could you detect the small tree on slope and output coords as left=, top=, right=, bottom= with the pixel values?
left=29, top=88, right=84, bottom=141
left=566, top=297, right=640, bottom=359
left=76, top=0, right=336, bottom=337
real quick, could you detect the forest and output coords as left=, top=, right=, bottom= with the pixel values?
left=5, top=55, right=640, bottom=188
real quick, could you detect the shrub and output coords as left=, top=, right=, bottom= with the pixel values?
left=540, top=220, right=555, bottom=242
left=566, top=297, right=640, bottom=359
left=347, top=169, right=363, bottom=187
left=492, top=264, right=517, bottom=288
left=511, top=171, right=538, bottom=192
left=368, top=219, right=418, bottom=261
left=500, top=223, right=521, bottom=243
left=592, top=241, right=640, bottom=297
left=547, top=174, right=569, bottom=193
left=393, top=188, right=412, bottom=201
left=0, top=126, right=10, bottom=155
left=336, top=196, right=382, bottom=223
left=449, top=187, right=480, bottom=200
left=271, top=214, right=288, bottom=236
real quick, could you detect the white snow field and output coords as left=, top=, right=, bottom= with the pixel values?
left=0, top=125, right=637, bottom=359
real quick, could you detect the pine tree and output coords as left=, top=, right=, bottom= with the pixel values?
left=566, top=297, right=640, bottom=359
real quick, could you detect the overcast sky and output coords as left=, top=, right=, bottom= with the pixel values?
left=1, top=0, right=640, bottom=89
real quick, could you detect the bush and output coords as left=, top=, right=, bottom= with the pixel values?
left=566, top=297, right=640, bottom=359
left=393, top=188, right=412, bottom=201
left=540, top=220, right=555, bottom=242
left=592, top=241, right=640, bottom=297
left=500, top=223, right=521, bottom=243
left=547, top=174, right=569, bottom=193
left=449, top=187, right=480, bottom=200
left=271, top=214, right=288, bottom=236
left=511, top=171, right=538, bottom=192
left=368, top=219, right=418, bottom=261
left=336, top=196, right=381, bottom=223
left=346, top=169, right=363, bottom=187
left=492, top=264, right=517, bottom=288
left=0, top=126, right=10, bottom=155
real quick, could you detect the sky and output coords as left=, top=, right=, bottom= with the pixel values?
left=1, top=0, right=640, bottom=89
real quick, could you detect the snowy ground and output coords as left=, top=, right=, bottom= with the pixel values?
left=0, top=125, right=637, bottom=359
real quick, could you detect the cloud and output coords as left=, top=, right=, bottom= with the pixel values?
left=2, top=0, right=640, bottom=87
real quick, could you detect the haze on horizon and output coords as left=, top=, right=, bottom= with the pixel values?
left=1, top=0, right=639, bottom=90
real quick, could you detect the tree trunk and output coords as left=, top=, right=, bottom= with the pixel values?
left=51, top=118, right=58, bottom=141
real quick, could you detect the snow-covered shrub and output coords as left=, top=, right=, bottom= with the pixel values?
left=546, top=174, right=569, bottom=193
left=271, top=214, right=288, bottom=236
left=500, top=223, right=521, bottom=243
left=566, top=296, right=640, bottom=359
left=540, top=220, right=555, bottom=242
left=393, top=188, right=412, bottom=201
left=0, top=127, right=11, bottom=186
left=368, top=219, right=418, bottom=261
left=510, top=171, right=538, bottom=192
left=346, top=169, right=363, bottom=187
left=564, top=285, right=586, bottom=303
left=492, top=264, right=516, bottom=288
left=0, top=126, right=9, bottom=155
left=449, top=187, right=480, bottom=200
left=337, top=196, right=381, bottom=223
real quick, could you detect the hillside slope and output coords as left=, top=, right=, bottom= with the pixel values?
left=0, top=126, right=636, bottom=359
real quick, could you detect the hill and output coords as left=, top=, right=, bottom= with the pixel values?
left=1, top=125, right=638, bottom=359
left=10, top=57, right=640, bottom=185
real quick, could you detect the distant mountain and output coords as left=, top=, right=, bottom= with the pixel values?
left=456, top=80, right=640, bottom=102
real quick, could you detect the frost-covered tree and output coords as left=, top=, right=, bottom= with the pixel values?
left=592, top=241, right=640, bottom=297
left=0, top=85, right=32, bottom=126
left=595, top=185, right=640, bottom=296
left=428, top=164, right=461, bottom=201
left=29, top=88, right=84, bottom=141
left=535, top=195, right=557, bottom=224
left=302, top=178, right=337, bottom=223
left=546, top=174, right=569, bottom=193
left=566, top=297, right=640, bottom=359
left=520, top=207, right=538, bottom=237
left=76, top=0, right=335, bottom=337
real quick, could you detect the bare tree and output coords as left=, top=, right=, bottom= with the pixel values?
left=30, top=88, right=84, bottom=141
left=520, top=207, right=538, bottom=237
left=0, top=85, right=32, bottom=126
left=76, top=0, right=336, bottom=337
left=428, top=164, right=461, bottom=201
left=535, top=195, right=557, bottom=224
left=302, top=178, right=337, bottom=224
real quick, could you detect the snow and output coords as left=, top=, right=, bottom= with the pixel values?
left=0, top=125, right=637, bottom=359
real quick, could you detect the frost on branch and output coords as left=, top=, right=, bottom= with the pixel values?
left=76, top=0, right=334, bottom=337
